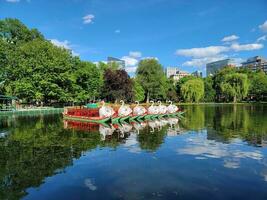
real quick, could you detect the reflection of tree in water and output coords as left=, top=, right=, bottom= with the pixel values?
left=137, top=125, right=168, bottom=152
left=0, top=115, right=126, bottom=199
left=180, top=104, right=267, bottom=146
left=180, top=105, right=205, bottom=130
left=211, top=105, right=267, bottom=146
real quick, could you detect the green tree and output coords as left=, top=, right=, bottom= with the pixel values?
left=176, top=75, right=197, bottom=100
left=133, top=79, right=145, bottom=102
left=73, top=61, right=103, bottom=103
left=136, top=59, right=168, bottom=102
left=181, top=78, right=204, bottom=102
left=249, top=72, right=267, bottom=101
left=213, top=66, right=236, bottom=102
left=203, top=76, right=216, bottom=102
left=0, top=18, right=43, bottom=45
left=219, top=73, right=249, bottom=102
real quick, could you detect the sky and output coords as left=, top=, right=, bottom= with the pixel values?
left=0, top=0, right=267, bottom=76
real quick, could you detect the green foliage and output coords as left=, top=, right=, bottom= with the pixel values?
left=74, top=61, right=102, bottom=102
left=219, top=73, right=249, bottom=102
left=181, top=78, right=204, bottom=102
left=133, top=79, right=145, bottom=102
left=176, top=75, right=197, bottom=99
left=203, top=76, right=216, bottom=102
left=136, top=59, right=168, bottom=102
left=0, top=18, right=43, bottom=44
left=249, top=71, right=267, bottom=101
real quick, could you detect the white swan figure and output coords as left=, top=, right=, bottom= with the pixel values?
left=133, top=101, right=146, bottom=116
left=99, top=125, right=115, bottom=140
left=99, top=101, right=115, bottom=118
left=133, top=122, right=147, bottom=134
left=148, top=101, right=159, bottom=114
left=118, top=100, right=132, bottom=117
left=167, top=101, right=178, bottom=114
left=157, top=101, right=167, bottom=114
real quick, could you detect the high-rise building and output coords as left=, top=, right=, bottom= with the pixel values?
left=107, top=57, right=126, bottom=69
left=191, top=70, right=203, bottom=78
left=241, top=56, right=267, bottom=74
left=206, top=59, right=235, bottom=76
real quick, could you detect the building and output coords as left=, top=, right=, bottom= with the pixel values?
left=241, top=56, right=267, bottom=74
left=107, top=57, right=126, bottom=69
left=191, top=70, right=203, bottom=78
left=165, top=67, right=190, bottom=82
left=170, top=70, right=190, bottom=82
left=165, top=67, right=179, bottom=78
left=206, top=59, right=235, bottom=76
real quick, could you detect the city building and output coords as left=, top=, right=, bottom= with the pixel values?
left=191, top=70, right=203, bottom=78
left=206, top=59, right=235, bottom=76
left=165, top=67, right=179, bottom=78
left=165, top=67, right=190, bottom=82
left=170, top=70, right=190, bottom=82
left=241, top=56, right=267, bottom=74
left=107, top=57, right=126, bottom=69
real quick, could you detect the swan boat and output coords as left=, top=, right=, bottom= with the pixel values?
left=63, top=101, right=184, bottom=124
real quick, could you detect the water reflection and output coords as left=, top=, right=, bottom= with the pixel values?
left=0, top=104, right=267, bottom=200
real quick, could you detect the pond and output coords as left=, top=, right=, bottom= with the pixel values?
left=0, top=104, right=267, bottom=200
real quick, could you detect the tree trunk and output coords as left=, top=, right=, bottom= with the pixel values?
left=146, top=92, right=150, bottom=104
left=233, top=95, right=237, bottom=103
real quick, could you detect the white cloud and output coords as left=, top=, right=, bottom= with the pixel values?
left=221, top=35, right=239, bottom=42
left=129, top=51, right=142, bottom=58
left=6, top=0, right=20, bottom=2
left=256, top=35, right=267, bottom=42
left=115, top=29, right=121, bottom=34
left=176, top=46, right=229, bottom=58
left=182, top=55, right=227, bottom=67
left=230, top=43, right=264, bottom=51
left=121, top=56, right=139, bottom=66
left=259, top=20, right=267, bottom=32
left=82, top=14, right=95, bottom=24
left=142, top=56, right=159, bottom=61
left=50, top=39, right=79, bottom=56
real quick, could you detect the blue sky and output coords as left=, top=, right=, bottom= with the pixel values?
left=1, top=0, right=267, bottom=76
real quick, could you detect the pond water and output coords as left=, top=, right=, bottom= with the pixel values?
left=0, top=104, right=267, bottom=200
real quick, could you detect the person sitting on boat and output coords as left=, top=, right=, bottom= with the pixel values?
left=118, top=100, right=132, bottom=117
left=133, top=101, right=146, bottom=116
left=167, top=100, right=178, bottom=114
left=157, top=101, right=167, bottom=114
left=99, top=101, right=115, bottom=118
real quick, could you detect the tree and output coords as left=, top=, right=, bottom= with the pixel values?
left=73, top=61, right=102, bottom=103
left=0, top=18, right=43, bottom=45
left=181, top=78, right=204, bottom=102
left=219, top=73, right=249, bottom=102
left=4, top=39, right=75, bottom=103
left=249, top=72, right=267, bottom=101
left=213, top=66, right=236, bottom=102
left=102, top=69, right=133, bottom=102
left=133, top=79, right=145, bottom=102
left=136, top=59, right=168, bottom=102
left=203, top=76, right=216, bottom=102
left=166, top=78, right=178, bottom=102
left=176, top=75, right=197, bottom=100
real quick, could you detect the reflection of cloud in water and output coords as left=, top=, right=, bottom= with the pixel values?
left=84, top=178, right=97, bottom=191
left=123, top=134, right=141, bottom=154
left=223, top=159, right=240, bottom=169
left=261, top=170, right=267, bottom=182
left=177, top=133, right=263, bottom=168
